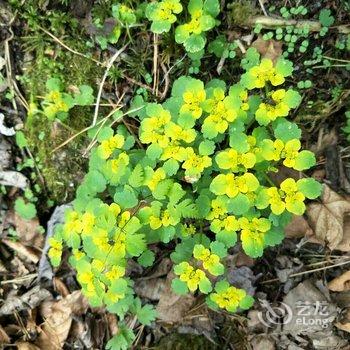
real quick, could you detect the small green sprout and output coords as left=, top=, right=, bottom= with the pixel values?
left=175, top=0, right=220, bottom=53
left=146, top=0, right=183, bottom=33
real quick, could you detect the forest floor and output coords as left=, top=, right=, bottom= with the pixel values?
left=0, top=0, right=350, bottom=349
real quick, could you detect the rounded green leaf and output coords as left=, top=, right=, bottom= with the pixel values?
left=199, top=140, right=216, bottom=155
left=294, top=150, right=316, bottom=171
left=273, top=120, right=301, bottom=142
left=199, top=276, right=213, bottom=293
left=227, top=194, right=250, bottom=215
left=297, top=178, right=322, bottom=199
left=184, top=34, right=206, bottom=53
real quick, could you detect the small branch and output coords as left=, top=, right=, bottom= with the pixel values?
left=38, top=26, right=104, bottom=66
left=246, top=16, right=350, bottom=34
left=92, top=44, right=128, bottom=127
left=261, top=258, right=350, bottom=284
left=152, top=33, right=159, bottom=96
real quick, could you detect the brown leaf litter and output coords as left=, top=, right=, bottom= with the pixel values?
left=307, top=185, right=350, bottom=250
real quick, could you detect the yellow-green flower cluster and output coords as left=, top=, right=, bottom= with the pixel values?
left=210, top=280, right=252, bottom=312
left=174, top=261, right=211, bottom=292
left=193, top=244, right=224, bottom=276
left=243, top=58, right=285, bottom=89
left=49, top=50, right=322, bottom=331
left=49, top=201, right=144, bottom=308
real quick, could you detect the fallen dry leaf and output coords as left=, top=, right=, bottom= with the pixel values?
left=251, top=36, right=282, bottom=63
left=156, top=272, right=195, bottom=323
left=53, top=277, right=70, bottom=297
left=2, top=239, right=40, bottom=264
left=328, top=271, right=350, bottom=292
left=36, top=291, right=89, bottom=349
left=0, top=325, right=10, bottom=344
left=0, top=285, right=51, bottom=316
left=269, top=165, right=300, bottom=186
left=307, top=185, right=350, bottom=250
left=335, top=309, right=350, bottom=333
left=16, top=342, right=41, bottom=350
left=284, top=215, right=313, bottom=239
left=250, top=335, right=275, bottom=350
left=134, top=278, right=167, bottom=301
left=335, top=215, right=350, bottom=251
left=6, top=211, right=44, bottom=249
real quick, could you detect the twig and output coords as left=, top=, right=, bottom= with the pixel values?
left=246, top=16, right=350, bottom=34
left=1, top=273, right=37, bottom=285
left=38, top=26, right=104, bottom=66
left=83, top=93, right=125, bottom=156
left=152, top=33, right=159, bottom=96
left=258, top=0, right=268, bottom=16
left=92, top=44, right=128, bottom=126
left=260, top=258, right=350, bottom=284
left=159, top=62, right=170, bottom=100
left=51, top=105, right=144, bottom=154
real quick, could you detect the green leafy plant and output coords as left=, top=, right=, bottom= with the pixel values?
left=93, top=2, right=139, bottom=49
left=15, top=197, right=37, bottom=220
left=147, top=0, right=220, bottom=53
left=342, top=111, right=350, bottom=142
left=49, top=49, right=322, bottom=347
left=146, top=0, right=183, bottom=33
left=38, top=78, right=94, bottom=121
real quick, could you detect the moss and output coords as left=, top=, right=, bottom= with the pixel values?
left=227, top=1, right=257, bottom=26
left=153, top=333, right=218, bottom=350
left=23, top=48, right=103, bottom=204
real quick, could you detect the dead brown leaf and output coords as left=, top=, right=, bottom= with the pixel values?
left=53, top=277, right=70, bottom=297
left=0, top=325, right=10, bottom=344
left=134, top=278, right=167, bottom=300
left=16, top=342, right=41, bottom=350
left=35, top=291, right=89, bottom=350
left=2, top=239, right=40, bottom=264
left=335, top=309, right=350, bottom=333
left=335, top=215, right=350, bottom=251
left=307, top=185, right=350, bottom=250
left=156, top=272, right=195, bottom=323
left=328, top=271, right=350, bottom=292
left=0, top=285, right=51, bottom=316
left=6, top=211, right=43, bottom=249
left=284, top=215, right=313, bottom=239
left=269, top=165, right=300, bottom=186
left=251, top=36, right=282, bottom=63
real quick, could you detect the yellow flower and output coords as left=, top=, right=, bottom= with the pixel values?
left=118, top=211, right=131, bottom=228
left=81, top=212, right=95, bottom=234
left=182, top=147, right=212, bottom=176
left=283, top=139, right=301, bottom=168
left=140, top=107, right=171, bottom=147
left=98, top=134, right=125, bottom=159
left=165, top=123, right=197, bottom=143
left=248, top=59, right=284, bottom=89
left=266, top=187, right=286, bottom=215
left=73, top=249, right=85, bottom=261
left=146, top=168, right=166, bottom=191
left=206, top=197, right=227, bottom=220
left=216, top=148, right=256, bottom=172
left=266, top=178, right=306, bottom=215
left=105, top=265, right=125, bottom=282
left=149, top=209, right=178, bottom=229
left=79, top=270, right=94, bottom=284
left=202, top=88, right=238, bottom=136
left=161, top=143, right=187, bottom=162
left=176, top=262, right=206, bottom=292
left=109, top=203, right=121, bottom=217
left=109, top=153, right=129, bottom=173
left=210, top=284, right=246, bottom=311
left=180, top=89, right=206, bottom=118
